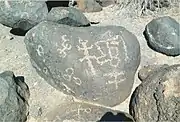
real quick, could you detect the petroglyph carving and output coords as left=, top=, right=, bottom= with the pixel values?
left=77, top=38, right=97, bottom=75
left=104, top=71, right=126, bottom=89
left=66, top=105, right=91, bottom=120
left=61, top=82, right=75, bottom=94
left=57, top=35, right=72, bottom=58
left=76, top=31, right=122, bottom=76
left=36, top=45, right=44, bottom=56
left=63, top=68, right=82, bottom=86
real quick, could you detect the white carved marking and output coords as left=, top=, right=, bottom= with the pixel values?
left=104, top=71, right=126, bottom=89
left=73, top=77, right=82, bottom=86
left=63, top=68, right=82, bottom=86
left=61, top=82, right=75, bottom=94
left=36, top=45, right=44, bottom=56
left=95, top=34, right=121, bottom=67
left=76, top=105, right=91, bottom=118
left=57, top=35, right=72, bottom=58
left=77, top=38, right=96, bottom=75
left=119, top=33, right=129, bottom=62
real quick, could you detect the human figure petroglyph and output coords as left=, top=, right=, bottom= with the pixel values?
left=57, top=35, right=72, bottom=58
left=77, top=38, right=97, bottom=75
left=104, top=71, right=126, bottom=89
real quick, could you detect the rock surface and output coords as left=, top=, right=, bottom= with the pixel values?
left=24, top=21, right=140, bottom=107
left=0, top=71, right=30, bottom=122
left=129, top=64, right=180, bottom=122
left=96, top=0, right=116, bottom=7
left=138, top=64, right=169, bottom=81
left=45, top=102, right=134, bottom=122
left=144, top=16, right=180, bottom=56
left=75, top=0, right=102, bottom=12
left=46, top=7, right=90, bottom=27
left=0, top=0, right=48, bottom=31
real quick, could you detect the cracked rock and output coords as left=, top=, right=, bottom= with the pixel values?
left=0, top=71, right=30, bottom=122
left=129, top=64, right=180, bottom=122
left=24, top=21, right=140, bottom=107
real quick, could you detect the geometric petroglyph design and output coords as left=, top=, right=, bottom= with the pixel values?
left=63, top=68, right=82, bottom=86
left=57, top=35, right=72, bottom=58
left=77, top=31, right=122, bottom=75
left=65, top=105, right=92, bottom=120
left=104, top=71, right=126, bottom=89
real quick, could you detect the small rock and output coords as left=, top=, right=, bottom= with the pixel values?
left=96, top=0, right=116, bottom=7
left=75, top=0, right=103, bottom=12
left=0, top=0, right=48, bottom=31
left=24, top=21, right=140, bottom=107
left=129, top=64, right=180, bottom=122
left=44, top=102, right=134, bottom=122
left=138, top=64, right=169, bottom=81
left=144, top=16, right=180, bottom=56
left=0, top=71, right=30, bottom=122
left=46, top=7, right=90, bottom=27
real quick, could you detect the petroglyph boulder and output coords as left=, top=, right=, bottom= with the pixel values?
left=24, top=21, right=140, bottom=106
left=45, top=102, right=134, bottom=122
left=144, top=16, right=180, bottom=56
left=46, top=7, right=90, bottom=27
left=0, top=71, right=30, bottom=122
left=130, top=64, right=180, bottom=122
left=0, top=0, right=48, bottom=31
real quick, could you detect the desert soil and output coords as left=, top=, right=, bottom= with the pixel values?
left=0, top=4, right=179, bottom=122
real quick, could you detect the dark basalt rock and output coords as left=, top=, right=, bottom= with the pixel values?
left=0, top=0, right=48, bottom=31
left=24, top=21, right=140, bottom=107
left=0, top=71, right=30, bottom=122
left=144, top=16, right=180, bottom=56
left=44, top=102, right=134, bottom=122
left=46, top=7, right=90, bottom=27
left=130, top=64, right=180, bottom=122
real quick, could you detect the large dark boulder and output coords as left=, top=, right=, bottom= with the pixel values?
left=0, top=0, right=48, bottom=31
left=130, top=64, right=180, bottom=122
left=0, top=71, right=30, bottom=122
left=45, top=102, right=134, bottom=122
left=24, top=21, right=140, bottom=107
left=144, top=16, right=180, bottom=56
left=46, top=7, right=90, bottom=27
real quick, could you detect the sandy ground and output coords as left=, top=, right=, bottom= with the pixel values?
left=0, top=4, right=179, bottom=122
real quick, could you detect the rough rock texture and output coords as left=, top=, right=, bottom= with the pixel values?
left=24, top=21, right=140, bottom=107
left=144, top=16, right=180, bottom=56
left=46, top=7, right=90, bottom=27
left=0, top=71, right=30, bottom=122
left=96, top=0, right=116, bottom=7
left=45, top=102, right=134, bottom=122
left=75, top=0, right=102, bottom=12
left=138, top=64, right=169, bottom=81
left=129, top=64, right=180, bottom=122
left=0, top=0, right=48, bottom=31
